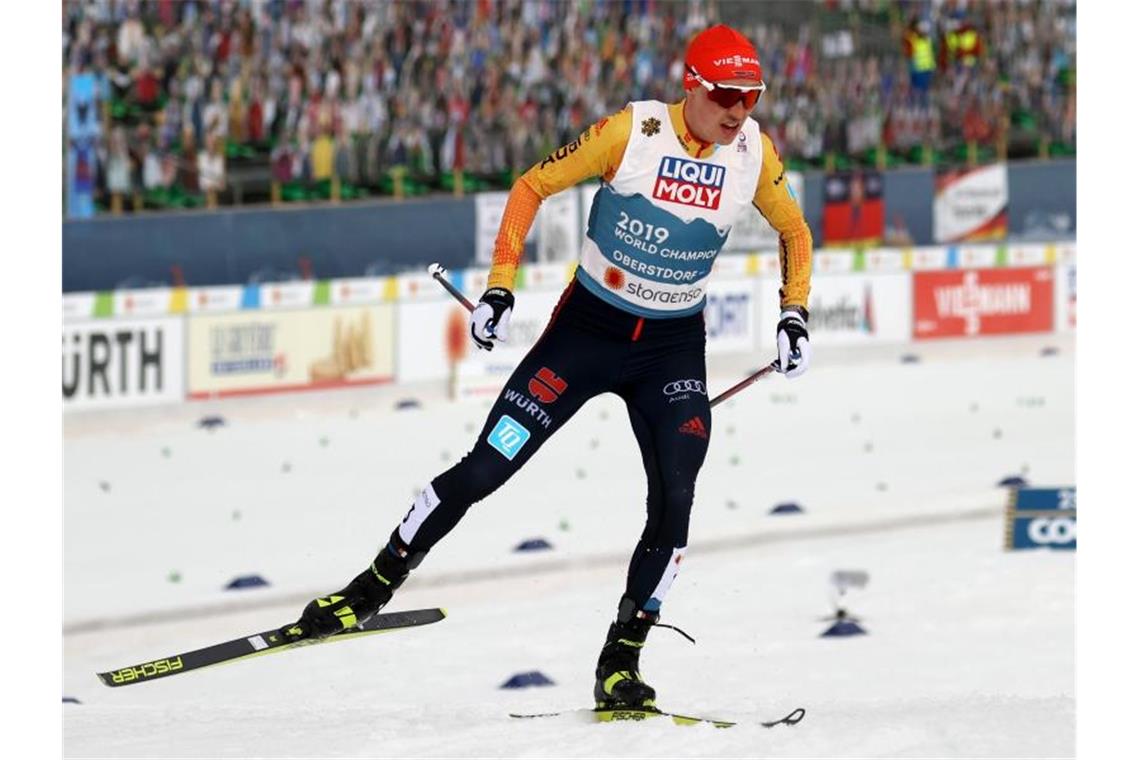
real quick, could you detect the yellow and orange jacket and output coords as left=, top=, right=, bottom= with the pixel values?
left=489, top=101, right=812, bottom=312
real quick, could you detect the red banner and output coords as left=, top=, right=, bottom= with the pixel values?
left=913, top=267, right=1054, bottom=339
left=823, top=171, right=884, bottom=246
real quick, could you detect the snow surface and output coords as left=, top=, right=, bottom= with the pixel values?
left=63, top=335, right=1074, bottom=758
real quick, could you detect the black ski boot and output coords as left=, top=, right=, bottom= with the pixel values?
left=594, top=597, right=659, bottom=709
left=283, top=532, right=423, bottom=641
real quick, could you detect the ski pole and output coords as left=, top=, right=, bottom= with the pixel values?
left=427, top=262, right=476, bottom=311
left=708, top=360, right=780, bottom=408
left=426, top=262, right=782, bottom=408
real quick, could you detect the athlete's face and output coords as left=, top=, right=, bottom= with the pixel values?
left=683, top=78, right=756, bottom=145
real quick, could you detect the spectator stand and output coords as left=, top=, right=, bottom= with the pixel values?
left=62, top=0, right=1076, bottom=217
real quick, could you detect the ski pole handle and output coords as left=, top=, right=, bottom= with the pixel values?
left=709, top=360, right=780, bottom=408
left=427, top=263, right=476, bottom=312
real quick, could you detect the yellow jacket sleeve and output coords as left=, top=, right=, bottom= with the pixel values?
left=487, top=107, right=632, bottom=290
left=753, top=133, right=813, bottom=313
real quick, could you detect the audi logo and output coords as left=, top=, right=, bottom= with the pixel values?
left=663, top=379, right=707, bottom=396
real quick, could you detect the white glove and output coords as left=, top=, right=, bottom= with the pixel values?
left=469, top=287, right=514, bottom=351
left=776, top=308, right=811, bottom=379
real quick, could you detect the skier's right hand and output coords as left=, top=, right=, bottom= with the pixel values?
left=776, top=307, right=811, bottom=378
left=470, top=287, right=515, bottom=351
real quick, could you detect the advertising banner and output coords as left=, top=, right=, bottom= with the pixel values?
left=113, top=288, right=174, bottom=318
left=956, top=244, right=998, bottom=269
left=863, top=248, right=907, bottom=272
left=1007, top=243, right=1049, bottom=267
left=909, top=246, right=951, bottom=270
left=187, top=305, right=395, bottom=398
left=475, top=191, right=537, bottom=265
left=913, top=266, right=1053, bottom=339
left=934, top=164, right=1009, bottom=243
left=1004, top=487, right=1076, bottom=551
left=704, top=277, right=758, bottom=355
left=1055, top=262, right=1076, bottom=334
left=328, top=277, right=386, bottom=306
left=1053, top=241, right=1076, bottom=265
left=63, top=293, right=97, bottom=322
left=822, top=171, right=885, bottom=246
left=754, top=252, right=781, bottom=278
left=395, top=297, right=471, bottom=385
left=520, top=262, right=575, bottom=291
left=813, top=250, right=857, bottom=275
left=760, top=272, right=911, bottom=349
left=536, top=190, right=581, bottom=263
left=187, top=286, right=244, bottom=313
left=66, top=72, right=99, bottom=219
left=63, top=317, right=185, bottom=410
left=259, top=282, right=316, bottom=310
left=475, top=191, right=509, bottom=266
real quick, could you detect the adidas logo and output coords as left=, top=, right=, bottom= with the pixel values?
left=678, top=417, right=708, bottom=439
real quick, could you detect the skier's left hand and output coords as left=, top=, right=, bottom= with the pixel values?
left=470, top=287, right=515, bottom=351
left=776, top=308, right=811, bottom=379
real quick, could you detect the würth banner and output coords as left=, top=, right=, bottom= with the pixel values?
left=913, top=266, right=1054, bottom=339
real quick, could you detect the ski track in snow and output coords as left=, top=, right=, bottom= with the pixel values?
left=64, top=336, right=1074, bottom=758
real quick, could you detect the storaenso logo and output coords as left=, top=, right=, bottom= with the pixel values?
left=62, top=327, right=164, bottom=400
left=626, top=282, right=704, bottom=306
left=110, top=657, right=183, bottom=684
left=663, top=379, right=706, bottom=397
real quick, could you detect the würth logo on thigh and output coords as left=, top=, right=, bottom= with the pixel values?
left=528, top=367, right=568, bottom=403
left=653, top=157, right=725, bottom=209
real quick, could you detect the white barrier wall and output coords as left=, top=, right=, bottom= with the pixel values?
left=61, top=242, right=1075, bottom=411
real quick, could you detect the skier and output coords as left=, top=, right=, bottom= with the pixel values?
left=286, top=24, right=814, bottom=710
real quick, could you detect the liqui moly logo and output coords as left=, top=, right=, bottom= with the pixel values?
left=653, top=157, right=725, bottom=209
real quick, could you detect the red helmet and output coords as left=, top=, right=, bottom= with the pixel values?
left=683, top=24, right=764, bottom=89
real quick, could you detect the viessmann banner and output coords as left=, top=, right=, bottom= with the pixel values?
left=913, top=266, right=1054, bottom=339
left=187, top=305, right=395, bottom=398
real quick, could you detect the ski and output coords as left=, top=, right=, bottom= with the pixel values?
left=509, top=706, right=805, bottom=729
left=96, top=607, right=446, bottom=688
